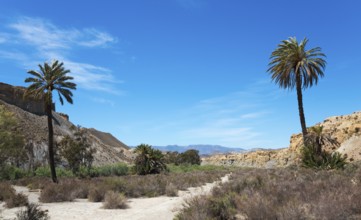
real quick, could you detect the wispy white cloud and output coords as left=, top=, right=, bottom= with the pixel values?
left=91, top=97, right=115, bottom=107
left=9, top=17, right=116, bottom=50
left=0, top=50, right=32, bottom=64
left=0, top=16, right=120, bottom=93
left=137, top=81, right=280, bottom=148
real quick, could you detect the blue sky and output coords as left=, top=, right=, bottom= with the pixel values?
left=0, top=0, right=360, bottom=149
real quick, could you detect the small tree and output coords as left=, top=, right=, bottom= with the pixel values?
left=59, top=128, right=95, bottom=174
left=178, top=149, right=201, bottom=165
left=133, top=144, right=167, bottom=175
left=0, top=105, right=27, bottom=167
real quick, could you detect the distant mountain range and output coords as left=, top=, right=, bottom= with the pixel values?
left=152, top=145, right=248, bottom=156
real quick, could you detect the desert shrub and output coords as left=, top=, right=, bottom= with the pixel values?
left=102, top=191, right=128, bottom=209
left=14, top=177, right=51, bottom=191
left=208, top=194, right=237, bottom=220
left=16, top=203, right=49, bottom=220
left=5, top=192, right=28, bottom=208
left=88, top=186, right=107, bottom=202
left=177, top=167, right=361, bottom=219
left=302, top=145, right=347, bottom=170
left=176, top=196, right=213, bottom=220
left=0, top=182, right=28, bottom=208
left=85, top=169, right=228, bottom=199
left=178, top=149, right=201, bottom=165
left=133, top=144, right=167, bottom=175
left=39, top=182, right=76, bottom=203
left=58, top=128, right=95, bottom=174
left=165, top=183, right=178, bottom=197
left=0, top=182, right=16, bottom=201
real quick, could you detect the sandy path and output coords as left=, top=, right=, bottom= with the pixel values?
left=0, top=174, right=230, bottom=220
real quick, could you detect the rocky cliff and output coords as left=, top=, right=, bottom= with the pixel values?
left=0, top=82, right=46, bottom=115
left=0, top=82, right=133, bottom=167
left=202, top=111, right=361, bottom=168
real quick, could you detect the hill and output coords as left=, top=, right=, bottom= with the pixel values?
left=0, top=82, right=133, bottom=167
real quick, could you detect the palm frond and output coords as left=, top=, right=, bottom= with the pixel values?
left=267, top=37, right=326, bottom=90
left=25, top=60, right=77, bottom=106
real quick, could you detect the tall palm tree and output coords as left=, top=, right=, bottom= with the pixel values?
left=268, top=37, right=326, bottom=140
left=25, top=60, right=76, bottom=183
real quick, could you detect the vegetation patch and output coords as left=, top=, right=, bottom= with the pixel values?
left=177, top=166, right=361, bottom=219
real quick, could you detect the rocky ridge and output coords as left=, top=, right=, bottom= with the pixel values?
left=202, top=111, right=361, bottom=168
left=0, top=82, right=133, bottom=167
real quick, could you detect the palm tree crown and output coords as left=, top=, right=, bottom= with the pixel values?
left=25, top=60, right=76, bottom=106
left=268, top=37, right=326, bottom=89
left=267, top=37, right=326, bottom=138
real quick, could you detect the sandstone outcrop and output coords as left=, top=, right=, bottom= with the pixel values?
left=202, top=111, right=361, bottom=168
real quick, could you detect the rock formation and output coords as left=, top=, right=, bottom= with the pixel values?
left=202, top=111, right=361, bottom=168
left=0, top=82, right=46, bottom=115
left=0, top=82, right=133, bottom=168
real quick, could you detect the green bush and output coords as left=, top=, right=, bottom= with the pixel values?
left=95, top=163, right=129, bottom=177
left=0, top=165, right=28, bottom=180
left=77, top=163, right=129, bottom=178
left=35, top=166, right=74, bottom=177
left=301, top=145, right=347, bottom=170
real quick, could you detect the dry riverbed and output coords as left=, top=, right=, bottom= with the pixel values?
left=0, top=174, right=230, bottom=220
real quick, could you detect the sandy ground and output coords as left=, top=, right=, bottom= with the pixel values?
left=0, top=174, right=230, bottom=220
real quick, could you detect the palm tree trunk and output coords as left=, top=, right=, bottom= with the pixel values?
left=46, top=102, right=58, bottom=183
left=296, top=74, right=308, bottom=140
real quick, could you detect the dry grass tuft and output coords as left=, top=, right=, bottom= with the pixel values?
left=102, top=191, right=128, bottom=209
left=5, top=192, right=28, bottom=208
left=165, top=183, right=178, bottom=197
left=16, top=203, right=49, bottom=220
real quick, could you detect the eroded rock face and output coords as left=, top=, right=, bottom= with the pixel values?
left=0, top=94, right=133, bottom=168
left=203, top=111, right=361, bottom=168
left=0, top=82, right=46, bottom=115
